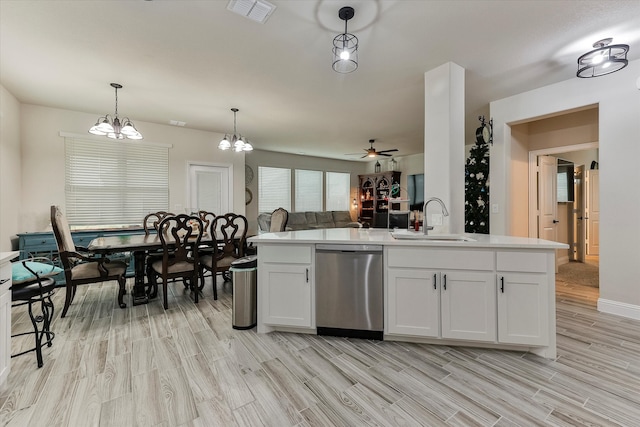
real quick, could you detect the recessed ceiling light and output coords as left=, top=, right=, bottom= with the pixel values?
left=227, top=0, right=276, bottom=24
left=169, top=120, right=186, bottom=127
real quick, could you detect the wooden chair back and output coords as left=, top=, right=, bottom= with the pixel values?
left=210, top=213, right=248, bottom=267
left=143, top=211, right=173, bottom=235
left=197, top=210, right=216, bottom=234
left=157, top=214, right=204, bottom=273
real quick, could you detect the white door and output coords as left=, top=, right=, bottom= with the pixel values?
left=538, top=156, right=559, bottom=244
left=586, top=169, right=599, bottom=255
left=188, top=164, right=231, bottom=215
left=574, top=166, right=586, bottom=262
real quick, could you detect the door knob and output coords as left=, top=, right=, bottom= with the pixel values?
left=577, top=216, right=583, bottom=220
left=553, top=219, right=559, bottom=223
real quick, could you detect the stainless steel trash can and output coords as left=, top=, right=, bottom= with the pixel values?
left=230, top=255, right=258, bottom=329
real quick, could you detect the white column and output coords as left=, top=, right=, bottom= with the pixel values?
left=424, top=62, right=465, bottom=234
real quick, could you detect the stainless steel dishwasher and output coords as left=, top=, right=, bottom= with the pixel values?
left=315, top=244, right=383, bottom=340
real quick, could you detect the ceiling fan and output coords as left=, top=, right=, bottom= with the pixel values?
left=349, top=139, right=399, bottom=158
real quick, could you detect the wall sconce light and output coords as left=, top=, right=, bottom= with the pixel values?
left=375, top=161, right=381, bottom=173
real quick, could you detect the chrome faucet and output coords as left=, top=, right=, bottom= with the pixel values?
left=423, top=197, right=449, bottom=235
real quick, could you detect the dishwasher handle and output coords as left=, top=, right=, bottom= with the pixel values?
left=316, top=244, right=383, bottom=252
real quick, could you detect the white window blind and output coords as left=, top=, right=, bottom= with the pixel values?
left=258, top=166, right=291, bottom=213
left=295, top=169, right=322, bottom=211
left=65, top=137, right=169, bottom=226
left=326, top=171, right=350, bottom=211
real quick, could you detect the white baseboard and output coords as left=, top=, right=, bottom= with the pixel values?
left=597, top=298, right=640, bottom=321
left=557, top=255, right=569, bottom=265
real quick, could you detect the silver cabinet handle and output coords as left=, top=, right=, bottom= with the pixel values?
left=500, top=276, right=505, bottom=293
left=433, top=273, right=437, bottom=289
left=443, top=274, right=447, bottom=290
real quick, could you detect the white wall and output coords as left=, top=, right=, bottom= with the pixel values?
left=491, top=59, right=640, bottom=319
left=0, top=85, right=22, bottom=251
left=16, top=103, right=246, bottom=234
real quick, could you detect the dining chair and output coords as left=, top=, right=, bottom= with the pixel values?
left=143, top=211, right=174, bottom=235
left=50, top=205, right=128, bottom=317
left=199, top=213, right=248, bottom=300
left=197, top=210, right=216, bottom=233
left=270, top=207, right=289, bottom=232
left=147, top=214, right=204, bottom=309
left=143, top=211, right=174, bottom=296
left=11, top=258, right=58, bottom=367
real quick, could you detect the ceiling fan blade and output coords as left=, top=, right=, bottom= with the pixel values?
left=378, top=153, right=392, bottom=157
left=377, top=148, right=399, bottom=154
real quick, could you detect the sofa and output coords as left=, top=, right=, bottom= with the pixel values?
left=257, top=210, right=361, bottom=232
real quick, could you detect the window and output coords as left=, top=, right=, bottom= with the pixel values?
left=65, top=137, right=169, bottom=226
left=258, top=166, right=291, bottom=213
left=325, top=172, right=350, bottom=211
left=295, top=169, right=322, bottom=211
left=258, top=167, right=350, bottom=212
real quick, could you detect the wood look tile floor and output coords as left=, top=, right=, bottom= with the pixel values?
left=2, top=274, right=638, bottom=426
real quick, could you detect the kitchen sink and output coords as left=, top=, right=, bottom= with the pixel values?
left=390, top=230, right=476, bottom=242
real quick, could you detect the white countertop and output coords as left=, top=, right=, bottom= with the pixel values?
left=248, top=228, right=569, bottom=250
left=0, top=251, right=19, bottom=265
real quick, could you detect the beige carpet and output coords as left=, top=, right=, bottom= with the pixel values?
left=557, top=260, right=599, bottom=288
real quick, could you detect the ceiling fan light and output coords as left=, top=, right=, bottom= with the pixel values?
left=242, top=142, right=253, bottom=151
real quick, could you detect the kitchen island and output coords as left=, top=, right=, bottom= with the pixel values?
left=248, top=228, right=568, bottom=358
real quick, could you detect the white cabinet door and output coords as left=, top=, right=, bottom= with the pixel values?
left=387, top=268, right=440, bottom=337
left=441, top=271, right=496, bottom=342
left=497, top=273, right=549, bottom=346
left=261, top=263, right=312, bottom=328
left=0, top=267, right=11, bottom=389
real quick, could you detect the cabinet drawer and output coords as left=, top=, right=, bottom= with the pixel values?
left=21, top=235, right=57, bottom=249
left=387, top=247, right=494, bottom=271
left=261, top=245, right=312, bottom=264
left=497, top=251, right=547, bottom=273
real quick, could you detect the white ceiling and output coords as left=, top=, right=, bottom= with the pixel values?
left=1, top=0, right=639, bottom=161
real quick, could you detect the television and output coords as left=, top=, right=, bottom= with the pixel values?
left=407, top=173, right=424, bottom=211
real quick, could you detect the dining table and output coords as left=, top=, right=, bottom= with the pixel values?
left=88, top=233, right=214, bottom=306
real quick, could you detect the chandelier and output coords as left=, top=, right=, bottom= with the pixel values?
left=218, top=108, right=253, bottom=152
left=88, top=83, right=143, bottom=140
left=332, top=6, right=358, bottom=73
left=577, top=38, right=629, bottom=78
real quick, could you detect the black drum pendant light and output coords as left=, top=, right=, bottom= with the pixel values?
left=577, top=38, right=629, bottom=78
left=332, top=6, right=358, bottom=73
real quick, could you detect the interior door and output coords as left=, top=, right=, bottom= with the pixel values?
left=538, top=156, right=559, bottom=269
left=538, top=156, right=558, bottom=242
left=586, top=169, right=599, bottom=255
left=574, top=165, right=586, bottom=262
left=188, top=164, right=231, bottom=215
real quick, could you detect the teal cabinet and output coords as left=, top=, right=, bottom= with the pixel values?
left=18, top=229, right=145, bottom=285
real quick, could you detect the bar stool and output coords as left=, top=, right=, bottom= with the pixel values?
left=11, top=259, right=58, bottom=368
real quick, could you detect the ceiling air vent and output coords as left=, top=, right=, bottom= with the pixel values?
left=227, top=0, right=276, bottom=24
